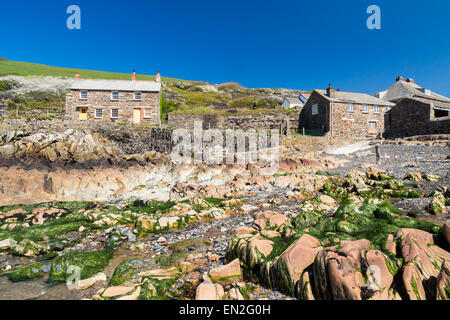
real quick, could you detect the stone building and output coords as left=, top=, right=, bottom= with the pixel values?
left=298, top=85, right=394, bottom=137
left=65, top=71, right=161, bottom=125
left=384, top=97, right=450, bottom=137
left=374, top=76, right=450, bottom=137
left=374, top=76, right=450, bottom=105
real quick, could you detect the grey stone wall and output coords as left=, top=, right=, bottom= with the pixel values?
left=167, top=112, right=299, bottom=133
left=384, top=98, right=450, bottom=137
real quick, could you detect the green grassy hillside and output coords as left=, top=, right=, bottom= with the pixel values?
left=0, top=59, right=183, bottom=82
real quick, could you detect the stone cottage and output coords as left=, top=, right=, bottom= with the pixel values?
left=374, top=76, right=450, bottom=137
left=298, top=85, right=394, bottom=137
left=65, top=71, right=161, bottom=125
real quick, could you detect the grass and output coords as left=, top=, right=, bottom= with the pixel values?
left=0, top=60, right=184, bottom=82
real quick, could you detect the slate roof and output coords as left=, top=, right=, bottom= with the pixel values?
left=380, top=80, right=450, bottom=103
left=71, top=79, right=161, bottom=92
left=315, top=90, right=395, bottom=106
left=284, top=96, right=303, bottom=104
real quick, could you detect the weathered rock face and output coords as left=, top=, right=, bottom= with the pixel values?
left=436, top=260, right=450, bottom=300
left=208, top=258, right=242, bottom=284
left=397, top=228, right=450, bottom=300
left=195, top=282, right=225, bottom=300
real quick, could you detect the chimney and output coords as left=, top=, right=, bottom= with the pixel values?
left=406, top=78, right=415, bottom=84
left=132, top=70, right=137, bottom=81
left=326, top=84, right=336, bottom=98
left=396, top=76, right=404, bottom=82
left=74, top=72, right=80, bottom=80
left=155, top=71, right=161, bottom=83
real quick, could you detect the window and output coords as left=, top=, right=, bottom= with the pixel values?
left=111, top=108, right=119, bottom=119
left=95, top=108, right=103, bottom=119
left=362, top=104, right=368, bottom=113
left=374, top=105, right=380, bottom=114
left=111, top=91, right=119, bottom=101
left=80, top=91, right=88, bottom=100
left=134, top=92, right=142, bottom=101
left=348, top=104, right=354, bottom=113
left=386, top=106, right=391, bottom=112
left=368, top=121, right=377, bottom=129
left=143, top=108, right=153, bottom=119
left=312, top=104, right=318, bottom=115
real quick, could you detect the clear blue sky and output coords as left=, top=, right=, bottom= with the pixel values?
left=1, top=0, right=449, bottom=95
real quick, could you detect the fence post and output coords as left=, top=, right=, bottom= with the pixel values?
left=375, top=145, right=381, bottom=165
left=285, top=120, right=290, bottom=136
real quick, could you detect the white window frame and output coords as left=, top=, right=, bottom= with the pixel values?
left=134, top=92, right=142, bottom=101
left=111, top=91, right=119, bottom=101
left=80, top=91, right=88, bottom=100
left=374, top=105, right=380, bottom=114
left=362, top=104, right=368, bottom=113
left=111, top=108, right=119, bottom=119
left=94, top=108, right=103, bottom=119
left=386, top=106, right=391, bottom=112
left=311, top=104, right=318, bottom=116
left=348, top=103, right=354, bottom=113
left=368, top=121, right=377, bottom=129
left=143, top=107, right=153, bottom=119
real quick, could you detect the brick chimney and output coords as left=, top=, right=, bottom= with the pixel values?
left=156, top=71, right=161, bottom=83
left=406, top=78, right=415, bottom=84
left=326, top=84, right=336, bottom=98
left=132, top=70, right=137, bottom=81
left=74, top=72, right=80, bottom=80
left=396, top=76, right=404, bottom=82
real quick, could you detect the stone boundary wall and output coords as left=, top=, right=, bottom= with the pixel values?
left=167, top=112, right=299, bottom=132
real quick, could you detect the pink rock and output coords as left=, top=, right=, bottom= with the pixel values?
left=195, top=282, right=225, bottom=300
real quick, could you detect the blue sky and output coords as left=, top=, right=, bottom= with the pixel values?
left=1, top=0, right=449, bottom=95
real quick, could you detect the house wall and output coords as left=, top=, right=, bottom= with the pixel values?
left=299, top=91, right=389, bottom=137
left=384, top=98, right=450, bottom=137
left=65, top=89, right=160, bottom=124
left=298, top=92, right=330, bottom=134
left=332, top=102, right=387, bottom=137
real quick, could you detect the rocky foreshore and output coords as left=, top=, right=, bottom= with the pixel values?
left=0, top=120, right=449, bottom=300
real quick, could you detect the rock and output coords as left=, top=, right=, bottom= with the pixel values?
left=209, top=258, right=242, bottom=284
left=443, top=220, right=450, bottom=247
left=426, top=192, right=448, bottom=216
left=363, top=250, right=394, bottom=300
left=397, top=228, right=450, bottom=300
left=318, top=195, right=336, bottom=206
left=436, top=260, right=450, bottom=300
left=407, top=172, right=423, bottom=182
left=101, top=285, right=141, bottom=299
left=195, top=282, right=225, bottom=300
left=297, top=271, right=315, bottom=300
left=227, top=288, right=245, bottom=300
left=236, top=226, right=255, bottom=236
left=11, top=239, right=48, bottom=257
left=269, top=214, right=288, bottom=230
left=0, top=238, right=17, bottom=250
left=68, top=272, right=107, bottom=290
left=271, top=234, right=322, bottom=294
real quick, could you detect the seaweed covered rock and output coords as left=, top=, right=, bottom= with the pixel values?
left=11, top=239, right=49, bottom=257
left=7, top=262, right=51, bottom=282
left=397, top=228, right=450, bottom=300
left=48, top=250, right=113, bottom=283
left=208, top=258, right=242, bottom=284
left=270, top=234, right=322, bottom=295
left=436, top=260, right=450, bottom=300
left=426, top=191, right=448, bottom=216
